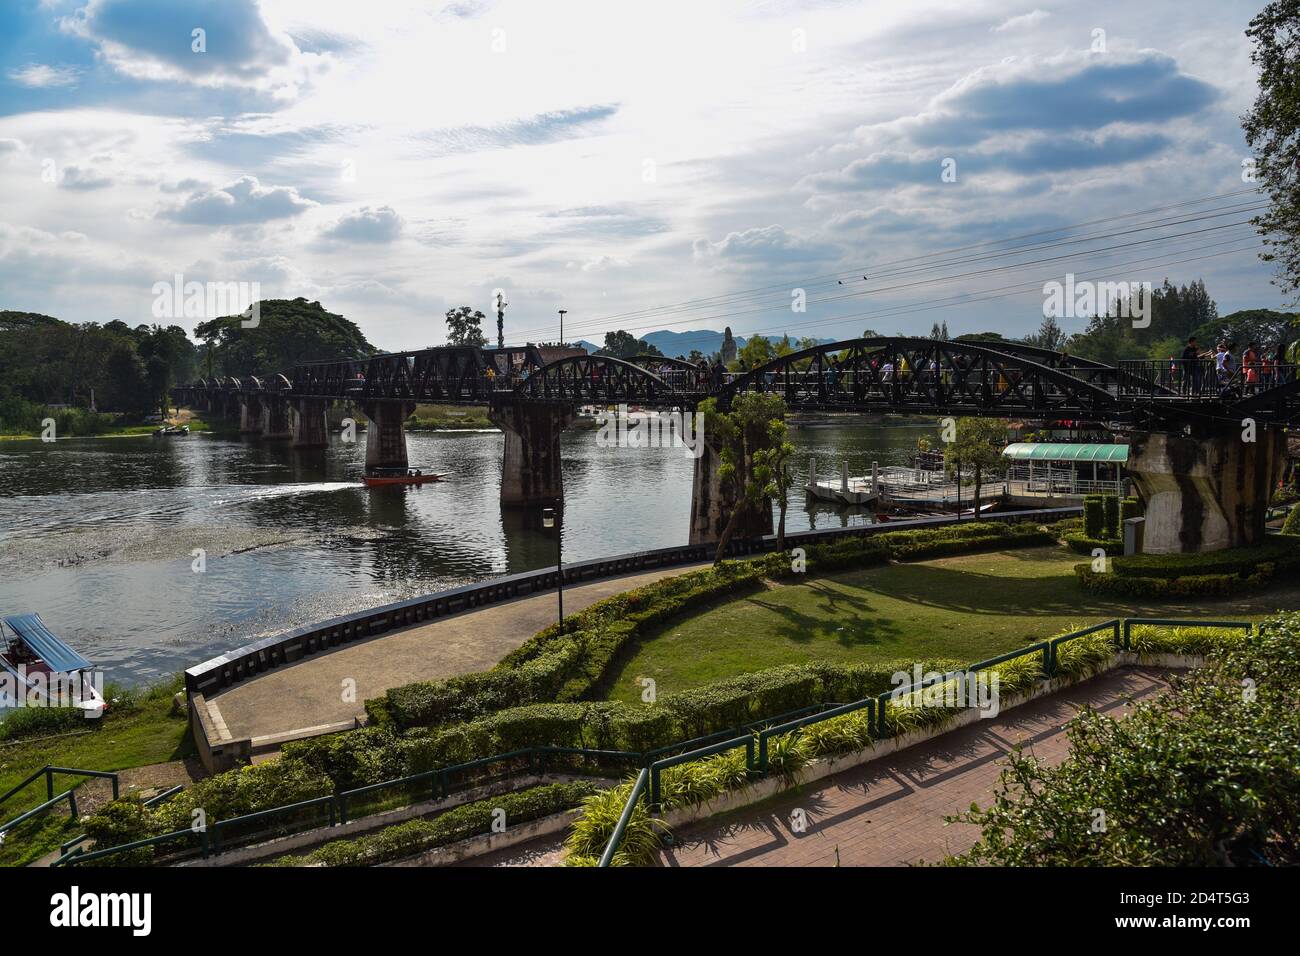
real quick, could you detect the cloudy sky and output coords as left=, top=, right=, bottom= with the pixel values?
left=0, top=0, right=1284, bottom=352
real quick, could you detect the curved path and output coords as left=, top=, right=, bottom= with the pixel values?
left=206, top=563, right=706, bottom=750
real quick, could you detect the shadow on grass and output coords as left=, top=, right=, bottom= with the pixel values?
left=748, top=581, right=903, bottom=647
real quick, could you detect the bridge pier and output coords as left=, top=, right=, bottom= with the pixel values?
left=261, top=396, right=291, bottom=439
left=238, top=395, right=264, bottom=434
left=489, top=401, right=573, bottom=506
left=290, top=398, right=330, bottom=448
left=363, top=401, right=415, bottom=472
left=1127, top=427, right=1286, bottom=553
left=688, top=432, right=774, bottom=545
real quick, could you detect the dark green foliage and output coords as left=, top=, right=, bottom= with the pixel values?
left=193, top=298, right=375, bottom=377
left=1082, top=495, right=1105, bottom=538
left=1102, top=495, right=1120, bottom=537
left=1076, top=566, right=1273, bottom=598
left=952, top=613, right=1300, bottom=865
left=0, top=705, right=87, bottom=741
left=1062, top=532, right=1122, bottom=555
left=1121, top=497, right=1143, bottom=523
left=270, top=781, right=600, bottom=867
left=1282, top=502, right=1300, bottom=536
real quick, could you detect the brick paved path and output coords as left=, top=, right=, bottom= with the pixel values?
left=660, top=666, right=1170, bottom=867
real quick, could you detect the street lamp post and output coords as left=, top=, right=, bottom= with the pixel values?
left=542, top=505, right=564, bottom=633
left=557, top=309, right=567, bottom=346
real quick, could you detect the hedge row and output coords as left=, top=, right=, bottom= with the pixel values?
left=1062, top=532, right=1123, bottom=555
left=266, top=781, right=600, bottom=867
left=1075, top=535, right=1300, bottom=596
left=368, top=521, right=1054, bottom=732
left=366, top=561, right=773, bottom=731
left=1109, top=537, right=1300, bottom=578
left=1075, top=565, right=1274, bottom=597
left=304, top=657, right=964, bottom=787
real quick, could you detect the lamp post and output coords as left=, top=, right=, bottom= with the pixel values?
left=495, top=292, right=507, bottom=350
left=557, top=309, right=567, bottom=346
left=542, top=505, right=563, bottom=632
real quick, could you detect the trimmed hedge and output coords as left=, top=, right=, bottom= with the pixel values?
left=1063, top=532, right=1122, bottom=556
left=1083, top=495, right=1105, bottom=538
left=368, top=521, right=1053, bottom=733
left=266, top=781, right=600, bottom=867
left=1075, top=536, right=1300, bottom=596
left=1076, top=565, right=1273, bottom=597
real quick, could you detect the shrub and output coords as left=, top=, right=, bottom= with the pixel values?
left=1121, top=496, right=1142, bottom=523
left=1102, top=495, right=1120, bottom=537
left=950, top=613, right=1300, bottom=865
left=1083, top=495, right=1105, bottom=538
left=1282, top=502, right=1300, bottom=536
left=1075, top=565, right=1271, bottom=597
left=272, top=781, right=600, bottom=867
left=1062, top=532, right=1122, bottom=556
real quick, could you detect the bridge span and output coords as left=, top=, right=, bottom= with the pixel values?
left=173, top=338, right=1299, bottom=554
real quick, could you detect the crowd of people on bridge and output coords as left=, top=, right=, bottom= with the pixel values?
left=1166, top=337, right=1291, bottom=396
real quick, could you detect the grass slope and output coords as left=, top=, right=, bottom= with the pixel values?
left=604, top=546, right=1299, bottom=703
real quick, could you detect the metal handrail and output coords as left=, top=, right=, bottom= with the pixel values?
left=598, top=768, right=649, bottom=868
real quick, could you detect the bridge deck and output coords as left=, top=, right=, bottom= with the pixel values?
left=204, top=563, right=708, bottom=750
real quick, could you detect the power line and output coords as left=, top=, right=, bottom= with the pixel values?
left=518, top=217, right=1259, bottom=342
left=506, top=187, right=1265, bottom=340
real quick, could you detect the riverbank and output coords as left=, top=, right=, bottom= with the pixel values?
left=0, top=409, right=227, bottom=441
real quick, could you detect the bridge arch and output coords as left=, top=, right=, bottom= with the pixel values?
left=512, top=354, right=694, bottom=404
left=719, top=337, right=1120, bottom=418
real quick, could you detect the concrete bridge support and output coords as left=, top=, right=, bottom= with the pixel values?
left=238, top=395, right=264, bottom=434
left=688, top=433, right=774, bottom=545
left=1127, top=427, right=1286, bottom=553
left=363, top=401, right=415, bottom=472
left=290, top=398, right=330, bottom=448
left=489, top=401, right=573, bottom=506
left=261, top=396, right=291, bottom=440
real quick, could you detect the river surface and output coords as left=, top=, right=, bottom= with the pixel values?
left=0, top=420, right=936, bottom=685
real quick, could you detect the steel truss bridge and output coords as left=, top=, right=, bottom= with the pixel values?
left=172, top=338, right=1300, bottom=427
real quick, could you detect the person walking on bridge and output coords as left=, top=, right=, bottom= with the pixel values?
left=1182, top=336, right=1202, bottom=395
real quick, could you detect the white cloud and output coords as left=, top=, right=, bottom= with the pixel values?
left=159, top=176, right=317, bottom=225
left=991, top=10, right=1050, bottom=32
left=7, top=64, right=81, bottom=88
left=321, top=205, right=403, bottom=243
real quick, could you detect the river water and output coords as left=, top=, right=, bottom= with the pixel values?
left=0, top=420, right=936, bottom=685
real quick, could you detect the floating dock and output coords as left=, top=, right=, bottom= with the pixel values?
left=804, top=457, right=881, bottom=507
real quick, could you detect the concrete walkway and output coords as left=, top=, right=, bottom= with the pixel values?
left=661, top=666, right=1169, bottom=867
left=207, top=564, right=707, bottom=748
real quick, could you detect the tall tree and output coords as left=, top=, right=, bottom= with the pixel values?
left=753, top=415, right=796, bottom=550
left=444, top=305, right=488, bottom=347
left=1244, top=0, right=1300, bottom=302
left=195, top=298, right=375, bottom=376
left=949, top=417, right=1005, bottom=513
left=699, top=393, right=787, bottom=562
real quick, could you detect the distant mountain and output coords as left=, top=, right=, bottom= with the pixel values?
left=571, top=330, right=834, bottom=357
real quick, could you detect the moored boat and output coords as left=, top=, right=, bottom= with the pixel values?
left=0, top=613, right=107, bottom=717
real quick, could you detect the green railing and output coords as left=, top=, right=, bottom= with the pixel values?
left=598, top=768, right=648, bottom=868
left=597, top=616, right=1254, bottom=864
left=54, top=617, right=1257, bottom=868
left=0, top=765, right=119, bottom=837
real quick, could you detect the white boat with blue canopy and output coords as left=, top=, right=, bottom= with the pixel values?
left=0, top=613, right=106, bottom=716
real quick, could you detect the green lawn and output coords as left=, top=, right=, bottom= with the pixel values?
left=604, top=546, right=1300, bottom=703
left=0, top=682, right=194, bottom=866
